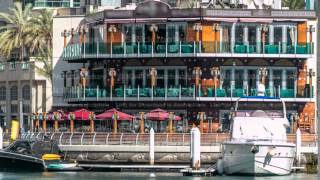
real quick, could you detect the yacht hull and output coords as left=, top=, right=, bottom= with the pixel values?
left=223, top=142, right=295, bottom=176
left=0, top=151, right=45, bottom=171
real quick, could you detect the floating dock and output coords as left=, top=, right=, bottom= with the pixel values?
left=78, top=164, right=189, bottom=172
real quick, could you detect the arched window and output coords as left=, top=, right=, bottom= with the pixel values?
left=0, top=86, right=6, bottom=101
left=22, top=85, right=30, bottom=100
left=10, top=86, right=17, bottom=100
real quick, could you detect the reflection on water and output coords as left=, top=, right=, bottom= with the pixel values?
left=0, top=172, right=317, bottom=180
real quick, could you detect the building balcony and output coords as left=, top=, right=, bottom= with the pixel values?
left=33, top=1, right=81, bottom=9
left=63, top=85, right=315, bottom=103
left=62, top=41, right=314, bottom=61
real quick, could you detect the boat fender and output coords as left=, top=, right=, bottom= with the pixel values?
left=216, top=159, right=224, bottom=175
left=250, top=145, right=259, bottom=154
left=268, top=147, right=277, bottom=156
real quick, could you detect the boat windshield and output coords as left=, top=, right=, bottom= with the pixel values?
left=235, top=110, right=284, bottom=118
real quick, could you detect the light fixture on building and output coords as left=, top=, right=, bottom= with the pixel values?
left=192, top=67, right=202, bottom=87
left=192, top=23, right=202, bottom=42
left=109, top=68, right=117, bottom=89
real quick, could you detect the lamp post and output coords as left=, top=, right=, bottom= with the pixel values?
left=307, top=25, right=315, bottom=45
left=109, top=68, right=117, bottom=90
left=149, top=24, right=158, bottom=43
left=193, top=23, right=202, bottom=42
left=108, top=24, right=117, bottom=44
left=259, top=67, right=268, bottom=85
left=168, top=112, right=174, bottom=134
left=192, top=67, right=202, bottom=89
left=89, top=112, right=95, bottom=133
left=305, top=68, right=315, bottom=98
left=140, top=112, right=145, bottom=134
left=210, top=67, right=220, bottom=96
left=53, top=112, right=61, bottom=132
left=68, top=112, right=75, bottom=133
left=261, top=24, right=268, bottom=53
left=112, top=111, right=119, bottom=134
left=150, top=68, right=157, bottom=88
left=212, top=23, right=221, bottom=52
left=197, top=112, right=206, bottom=133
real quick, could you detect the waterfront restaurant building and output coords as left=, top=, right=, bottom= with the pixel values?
left=52, top=1, right=317, bottom=134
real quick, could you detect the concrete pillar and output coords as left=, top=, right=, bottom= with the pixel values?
left=190, top=127, right=201, bottom=170
left=296, top=128, right=301, bottom=166
left=256, top=26, right=261, bottom=53
left=0, top=127, right=3, bottom=150
left=142, top=69, right=146, bottom=88
left=231, top=23, right=236, bottom=53
left=269, top=69, right=274, bottom=96
left=131, top=69, right=136, bottom=88
left=175, top=24, right=179, bottom=43
left=231, top=68, right=235, bottom=90
left=269, top=25, right=274, bottom=45
left=282, top=70, right=287, bottom=89
left=243, top=69, right=248, bottom=91
left=282, top=25, right=287, bottom=53
left=256, top=70, right=260, bottom=88
left=164, top=69, right=168, bottom=88
left=149, top=128, right=155, bottom=165
left=175, top=69, right=179, bottom=87
left=243, top=25, right=248, bottom=45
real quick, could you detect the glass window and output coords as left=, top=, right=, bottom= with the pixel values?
left=22, top=85, right=30, bottom=100
left=135, top=25, right=144, bottom=43
left=23, top=104, right=30, bottom=113
left=178, top=24, right=186, bottom=42
left=248, top=25, right=256, bottom=45
left=167, top=70, right=175, bottom=87
left=11, top=104, right=18, bottom=113
left=221, top=69, right=231, bottom=90
left=10, top=86, right=18, bottom=100
left=248, top=69, right=257, bottom=89
left=179, top=69, right=186, bottom=87
left=0, top=86, right=6, bottom=101
left=235, top=69, right=244, bottom=89
left=287, top=70, right=296, bottom=89
left=287, top=26, right=295, bottom=45
left=221, top=23, right=232, bottom=52
left=235, top=24, right=244, bottom=44
left=135, top=70, right=143, bottom=88
left=167, top=24, right=176, bottom=43
left=273, top=70, right=282, bottom=89
left=124, top=25, right=133, bottom=43
left=274, top=26, right=282, bottom=44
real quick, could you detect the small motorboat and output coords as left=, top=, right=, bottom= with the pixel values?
left=0, top=138, right=62, bottom=171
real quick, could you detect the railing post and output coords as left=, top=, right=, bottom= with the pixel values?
left=106, top=133, right=110, bottom=145
left=50, top=133, right=55, bottom=140
left=124, top=42, right=126, bottom=57
left=193, top=84, right=196, bottom=100
left=193, top=41, right=196, bottom=56
left=69, top=133, right=74, bottom=145
left=120, top=133, right=123, bottom=145
left=59, top=132, right=64, bottom=145
left=80, top=133, right=84, bottom=145
left=110, top=41, right=113, bottom=58
left=182, top=133, right=185, bottom=146
left=165, top=40, right=168, bottom=57
left=152, top=86, right=154, bottom=101
left=152, top=42, right=154, bottom=57
left=166, top=133, right=169, bottom=146
left=110, top=85, right=113, bottom=101
left=199, top=41, right=202, bottom=53
left=149, top=129, right=155, bottom=165
left=278, top=42, right=281, bottom=54
left=96, top=85, right=99, bottom=101
left=97, top=40, right=99, bottom=58
left=135, top=133, right=139, bottom=145
left=138, top=42, right=140, bottom=57
left=77, top=86, right=80, bottom=99
left=84, top=41, right=86, bottom=58
left=93, top=133, right=96, bottom=145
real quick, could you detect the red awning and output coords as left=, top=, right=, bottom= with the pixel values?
left=145, top=108, right=181, bottom=121
left=239, top=18, right=273, bottom=23
left=96, top=108, right=134, bottom=121
left=71, top=108, right=93, bottom=121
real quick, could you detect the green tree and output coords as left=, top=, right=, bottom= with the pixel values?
left=25, top=9, right=54, bottom=81
left=282, top=0, right=305, bottom=10
left=0, top=2, right=32, bottom=61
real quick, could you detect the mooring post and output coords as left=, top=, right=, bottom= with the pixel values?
left=149, top=128, right=155, bottom=165
left=0, top=127, right=3, bottom=150
left=296, top=128, right=301, bottom=166
left=190, top=127, right=201, bottom=170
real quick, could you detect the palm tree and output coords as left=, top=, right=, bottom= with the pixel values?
left=282, top=0, right=305, bottom=10
left=25, top=9, right=54, bottom=81
left=0, top=2, right=32, bottom=61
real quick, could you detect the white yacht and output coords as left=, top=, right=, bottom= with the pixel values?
left=222, top=94, right=296, bottom=175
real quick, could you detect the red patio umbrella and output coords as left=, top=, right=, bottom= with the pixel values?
left=72, top=108, right=92, bottom=120
left=145, top=108, right=181, bottom=121
left=96, top=108, right=134, bottom=120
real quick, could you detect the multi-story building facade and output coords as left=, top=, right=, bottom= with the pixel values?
left=53, top=0, right=317, bottom=134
